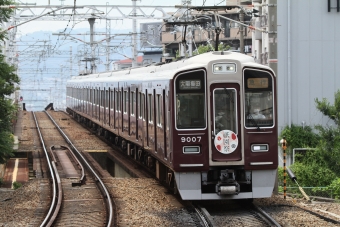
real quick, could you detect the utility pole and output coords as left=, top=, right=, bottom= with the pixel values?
left=266, top=0, right=278, bottom=194
left=267, top=0, right=277, bottom=75
left=70, top=46, right=72, bottom=77
left=105, top=2, right=111, bottom=71
left=239, top=10, right=244, bottom=54
left=132, top=0, right=138, bottom=67
left=88, top=18, right=97, bottom=73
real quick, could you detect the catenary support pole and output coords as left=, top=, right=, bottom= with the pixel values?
left=280, top=137, right=287, bottom=199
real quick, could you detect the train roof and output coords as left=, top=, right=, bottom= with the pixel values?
left=67, top=51, right=269, bottom=85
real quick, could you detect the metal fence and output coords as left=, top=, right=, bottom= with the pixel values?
left=283, top=187, right=335, bottom=199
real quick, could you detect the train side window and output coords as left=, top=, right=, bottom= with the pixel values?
left=131, top=91, right=135, bottom=116
left=94, top=89, right=96, bottom=105
left=92, top=88, right=97, bottom=105
left=139, top=93, right=145, bottom=120
left=105, top=90, right=107, bottom=107
left=101, top=90, right=103, bottom=106
left=101, top=90, right=104, bottom=107
left=98, top=89, right=100, bottom=106
left=116, top=91, right=120, bottom=112
left=142, top=94, right=145, bottom=120
left=97, top=89, right=99, bottom=106
left=96, top=89, right=98, bottom=105
left=123, top=91, right=127, bottom=114
left=138, top=92, right=142, bottom=118
left=97, top=88, right=101, bottom=106
left=167, top=91, right=169, bottom=130
left=92, top=89, right=94, bottom=104
left=110, top=90, right=114, bottom=109
left=157, top=94, right=162, bottom=126
left=148, top=94, right=153, bottom=123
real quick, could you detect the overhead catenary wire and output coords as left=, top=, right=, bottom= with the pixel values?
left=0, top=6, right=84, bottom=34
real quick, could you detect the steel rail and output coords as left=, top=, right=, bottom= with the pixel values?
left=193, top=204, right=215, bottom=227
left=44, top=110, right=113, bottom=227
left=32, top=112, right=61, bottom=227
left=252, top=204, right=281, bottom=227
left=46, top=162, right=63, bottom=227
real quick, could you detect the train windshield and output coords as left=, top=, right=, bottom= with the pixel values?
left=244, top=69, right=274, bottom=128
left=213, top=89, right=237, bottom=134
left=175, top=70, right=206, bottom=129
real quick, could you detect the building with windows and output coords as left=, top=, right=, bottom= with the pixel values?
left=161, top=0, right=253, bottom=58
left=277, top=0, right=340, bottom=131
left=112, top=56, right=143, bottom=70
left=250, top=0, right=340, bottom=167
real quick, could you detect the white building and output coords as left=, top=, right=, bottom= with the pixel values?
left=277, top=0, right=340, bottom=131
left=252, top=0, right=340, bottom=133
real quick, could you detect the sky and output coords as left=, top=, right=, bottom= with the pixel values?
left=10, top=0, right=229, bottom=110
left=12, top=0, right=227, bottom=35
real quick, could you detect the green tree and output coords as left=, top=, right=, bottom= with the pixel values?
left=193, top=43, right=230, bottom=55
left=0, top=52, right=19, bottom=163
left=0, top=54, right=19, bottom=96
left=175, top=43, right=231, bottom=59
left=315, top=91, right=340, bottom=126
left=279, top=124, right=320, bottom=153
left=0, top=0, right=20, bottom=163
left=278, top=91, right=340, bottom=187
left=0, top=0, right=16, bottom=41
left=313, top=90, right=340, bottom=175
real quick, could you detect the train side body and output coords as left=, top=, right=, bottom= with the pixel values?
left=66, top=51, right=278, bottom=200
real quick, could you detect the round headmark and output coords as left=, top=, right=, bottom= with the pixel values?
left=214, top=130, right=238, bottom=154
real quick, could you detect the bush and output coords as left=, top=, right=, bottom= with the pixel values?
left=278, top=166, right=295, bottom=187
left=290, top=162, right=336, bottom=187
left=325, top=178, right=340, bottom=199
left=12, top=181, right=22, bottom=190
left=279, top=124, right=320, bottom=153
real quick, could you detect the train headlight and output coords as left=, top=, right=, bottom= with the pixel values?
left=183, top=146, right=200, bottom=154
left=214, top=66, right=223, bottom=72
left=212, top=63, right=236, bottom=74
left=251, top=144, right=269, bottom=152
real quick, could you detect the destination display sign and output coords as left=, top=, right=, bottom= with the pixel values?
left=247, top=78, right=268, bottom=88
left=179, top=80, right=201, bottom=90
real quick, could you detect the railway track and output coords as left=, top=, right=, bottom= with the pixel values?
left=3, top=110, right=340, bottom=226
left=259, top=203, right=340, bottom=226
left=32, top=111, right=114, bottom=227
left=193, top=200, right=281, bottom=227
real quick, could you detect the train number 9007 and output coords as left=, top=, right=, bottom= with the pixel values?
left=181, top=136, right=201, bottom=143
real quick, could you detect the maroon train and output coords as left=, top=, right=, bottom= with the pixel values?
left=66, top=51, right=278, bottom=200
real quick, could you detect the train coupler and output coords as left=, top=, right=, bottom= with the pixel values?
left=215, top=169, right=240, bottom=195
left=216, top=183, right=240, bottom=195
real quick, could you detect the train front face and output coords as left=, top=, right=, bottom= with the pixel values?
left=172, top=53, right=278, bottom=200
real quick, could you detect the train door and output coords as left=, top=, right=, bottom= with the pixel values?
left=129, top=88, right=137, bottom=138
left=122, top=88, right=129, bottom=136
left=136, top=91, right=145, bottom=147
left=145, top=89, right=150, bottom=148
left=155, top=89, right=166, bottom=155
left=116, top=88, right=122, bottom=134
left=133, top=88, right=139, bottom=141
left=109, top=88, right=113, bottom=127
left=210, top=83, right=242, bottom=162
left=114, top=88, right=121, bottom=133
